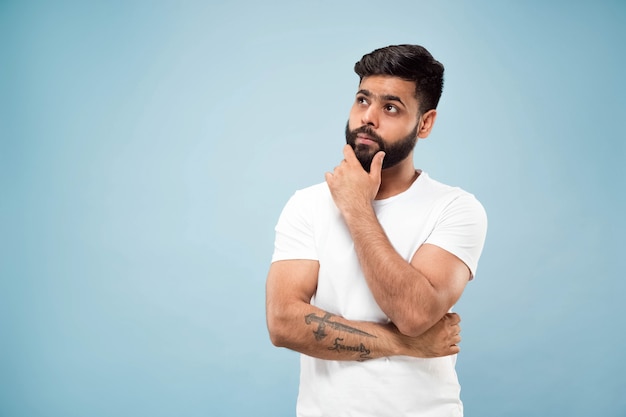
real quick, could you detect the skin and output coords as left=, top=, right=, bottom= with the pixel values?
left=266, top=75, right=469, bottom=360
left=266, top=260, right=461, bottom=361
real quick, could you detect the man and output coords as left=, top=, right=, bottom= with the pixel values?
left=266, top=44, right=487, bottom=417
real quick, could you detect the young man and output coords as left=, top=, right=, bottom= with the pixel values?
left=266, top=44, right=488, bottom=417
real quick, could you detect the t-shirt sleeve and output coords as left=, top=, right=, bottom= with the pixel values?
left=425, top=193, right=488, bottom=278
left=271, top=190, right=319, bottom=263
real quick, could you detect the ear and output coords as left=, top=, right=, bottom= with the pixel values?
left=417, top=109, right=437, bottom=139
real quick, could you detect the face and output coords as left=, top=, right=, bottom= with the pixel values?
left=345, top=75, right=423, bottom=172
left=345, top=122, right=418, bottom=172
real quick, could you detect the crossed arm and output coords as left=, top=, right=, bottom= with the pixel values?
left=266, top=146, right=471, bottom=361
left=323, top=146, right=472, bottom=337
left=265, top=259, right=462, bottom=361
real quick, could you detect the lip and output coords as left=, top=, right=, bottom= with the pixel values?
left=356, top=134, right=378, bottom=146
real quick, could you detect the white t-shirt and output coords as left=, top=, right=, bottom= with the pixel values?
left=272, top=172, right=488, bottom=417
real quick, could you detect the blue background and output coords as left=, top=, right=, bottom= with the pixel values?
left=1, top=1, right=625, bottom=416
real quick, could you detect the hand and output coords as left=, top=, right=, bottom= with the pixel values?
left=325, top=145, right=385, bottom=217
left=394, top=313, right=462, bottom=358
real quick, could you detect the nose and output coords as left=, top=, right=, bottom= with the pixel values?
left=361, top=105, right=378, bottom=128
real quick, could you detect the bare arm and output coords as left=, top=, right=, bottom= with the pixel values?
left=344, top=209, right=469, bottom=337
left=325, top=146, right=471, bottom=337
left=266, top=259, right=461, bottom=361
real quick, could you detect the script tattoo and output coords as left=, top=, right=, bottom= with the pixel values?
left=304, top=313, right=376, bottom=341
left=329, top=337, right=372, bottom=361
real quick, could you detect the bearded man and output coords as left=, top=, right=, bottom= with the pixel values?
left=266, top=44, right=488, bottom=417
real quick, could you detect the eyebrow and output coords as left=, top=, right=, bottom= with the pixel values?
left=357, top=89, right=406, bottom=108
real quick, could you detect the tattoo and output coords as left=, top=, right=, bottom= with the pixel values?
left=304, top=313, right=376, bottom=341
left=328, top=337, right=372, bottom=360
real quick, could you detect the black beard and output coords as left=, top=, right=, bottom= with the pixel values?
left=345, top=122, right=418, bottom=172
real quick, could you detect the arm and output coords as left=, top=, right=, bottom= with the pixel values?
left=266, top=259, right=461, bottom=361
left=344, top=211, right=469, bottom=338
left=325, top=146, right=471, bottom=337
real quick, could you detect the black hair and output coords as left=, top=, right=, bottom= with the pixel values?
left=354, top=44, right=444, bottom=114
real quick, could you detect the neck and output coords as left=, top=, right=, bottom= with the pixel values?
left=375, top=155, right=419, bottom=200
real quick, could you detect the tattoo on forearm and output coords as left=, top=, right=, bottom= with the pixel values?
left=304, top=313, right=376, bottom=341
left=328, top=337, right=372, bottom=360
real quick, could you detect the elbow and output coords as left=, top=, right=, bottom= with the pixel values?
left=267, top=324, right=288, bottom=348
left=266, top=307, right=290, bottom=348
left=268, top=333, right=286, bottom=348
left=391, top=296, right=450, bottom=337
left=395, top=320, right=430, bottom=338
left=393, top=311, right=437, bottom=338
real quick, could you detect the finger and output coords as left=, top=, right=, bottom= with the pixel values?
left=369, top=151, right=385, bottom=179
left=342, top=144, right=359, bottom=164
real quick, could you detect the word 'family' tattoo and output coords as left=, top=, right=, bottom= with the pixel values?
left=304, top=313, right=376, bottom=341
left=329, top=337, right=372, bottom=361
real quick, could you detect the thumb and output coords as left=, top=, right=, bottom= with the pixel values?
left=370, top=151, right=385, bottom=178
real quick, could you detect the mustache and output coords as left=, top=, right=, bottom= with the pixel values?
left=349, top=125, right=385, bottom=148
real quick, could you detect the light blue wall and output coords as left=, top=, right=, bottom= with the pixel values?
left=1, top=1, right=624, bottom=416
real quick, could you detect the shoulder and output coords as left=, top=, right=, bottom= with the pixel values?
left=292, top=181, right=330, bottom=199
left=418, top=172, right=468, bottom=198
left=418, top=173, right=487, bottom=222
left=418, top=174, right=488, bottom=277
left=282, top=181, right=332, bottom=210
left=277, top=182, right=332, bottom=221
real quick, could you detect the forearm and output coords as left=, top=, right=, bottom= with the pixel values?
left=269, top=301, right=399, bottom=361
left=267, top=299, right=437, bottom=361
left=343, top=206, right=445, bottom=336
left=266, top=258, right=461, bottom=359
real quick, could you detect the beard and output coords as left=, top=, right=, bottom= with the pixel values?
left=345, top=121, right=419, bottom=172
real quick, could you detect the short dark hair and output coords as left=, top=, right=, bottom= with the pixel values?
left=354, top=44, right=444, bottom=114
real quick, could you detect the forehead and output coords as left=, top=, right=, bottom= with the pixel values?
left=357, top=75, right=417, bottom=103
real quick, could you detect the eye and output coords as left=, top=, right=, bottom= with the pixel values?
left=384, top=104, right=398, bottom=113
left=356, top=96, right=369, bottom=106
